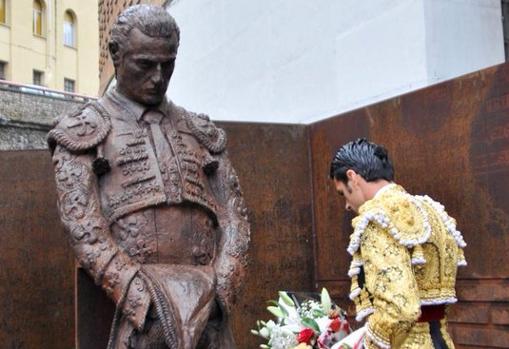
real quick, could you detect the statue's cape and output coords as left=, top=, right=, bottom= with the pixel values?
left=108, top=265, right=217, bottom=349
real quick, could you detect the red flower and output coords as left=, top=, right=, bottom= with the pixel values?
left=329, top=318, right=341, bottom=332
left=297, top=328, right=315, bottom=344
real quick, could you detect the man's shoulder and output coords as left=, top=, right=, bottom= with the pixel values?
left=349, top=186, right=430, bottom=255
left=169, top=102, right=227, bottom=154
left=47, top=100, right=111, bottom=153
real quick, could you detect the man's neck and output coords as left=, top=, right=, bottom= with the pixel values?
left=364, top=180, right=392, bottom=201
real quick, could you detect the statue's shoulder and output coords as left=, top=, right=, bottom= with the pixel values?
left=47, top=100, right=111, bottom=153
left=170, top=102, right=227, bottom=154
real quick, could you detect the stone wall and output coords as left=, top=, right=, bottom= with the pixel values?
left=0, top=82, right=90, bottom=150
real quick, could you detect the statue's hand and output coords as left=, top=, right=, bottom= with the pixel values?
left=129, top=305, right=166, bottom=348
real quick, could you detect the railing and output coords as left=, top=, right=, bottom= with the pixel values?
left=0, top=79, right=97, bottom=103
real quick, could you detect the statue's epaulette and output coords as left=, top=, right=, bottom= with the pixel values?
left=47, top=101, right=111, bottom=153
left=172, top=104, right=226, bottom=154
left=348, top=185, right=430, bottom=256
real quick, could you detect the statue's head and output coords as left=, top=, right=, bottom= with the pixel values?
left=330, top=138, right=394, bottom=213
left=109, top=5, right=180, bottom=106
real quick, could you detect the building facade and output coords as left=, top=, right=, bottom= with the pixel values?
left=0, top=0, right=99, bottom=96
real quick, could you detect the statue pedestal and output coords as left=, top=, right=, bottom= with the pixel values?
left=76, top=268, right=115, bottom=348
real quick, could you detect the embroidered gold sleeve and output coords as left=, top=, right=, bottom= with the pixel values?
left=52, top=145, right=150, bottom=331
left=360, top=223, right=421, bottom=349
left=210, top=152, right=250, bottom=315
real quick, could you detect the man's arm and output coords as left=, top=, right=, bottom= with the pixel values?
left=52, top=145, right=150, bottom=330
left=360, top=223, right=421, bottom=349
left=210, top=152, right=250, bottom=315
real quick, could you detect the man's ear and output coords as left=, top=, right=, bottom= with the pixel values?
left=109, top=42, right=120, bottom=64
left=346, top=169, right=356, bottom=181
left=346, top=169, right=359, bottom=188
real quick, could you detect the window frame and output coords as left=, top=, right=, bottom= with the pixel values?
left=64, top=78, right=75, bottom=93
left=32, top=0, right=45, bottom=37
left=63, top=10, right=76, bottom=48
left=33, top=69, right=44, bottom=86
left=0, top=0, right=7, bottom=25
left=0, top=61, right=6, bottom=80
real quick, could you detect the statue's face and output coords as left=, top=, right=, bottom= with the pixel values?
left=116, top=27, right=178, bottom=106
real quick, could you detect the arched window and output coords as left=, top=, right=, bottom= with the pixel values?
left=0, top=0, right=7, bottom=24
left=33, top=0, right=44, bottom=36
left=63, top=10, right=76, bottom=47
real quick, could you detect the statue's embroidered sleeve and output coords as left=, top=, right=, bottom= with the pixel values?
left=210, top=152, right=250, bottom=314
left=360, top=224, right=421, bottom=349
left=52, top=145, right=150, bottom=331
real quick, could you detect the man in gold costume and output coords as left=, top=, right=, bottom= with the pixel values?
left=329, top=139, right=467, bottom=349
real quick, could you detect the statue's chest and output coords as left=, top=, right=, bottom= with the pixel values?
left=98, top=116, right=218, bottom=223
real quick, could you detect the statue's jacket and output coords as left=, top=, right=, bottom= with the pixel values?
left=47, top=89, right=250, bottom=348
left=347, top=184, right=467, bottom=349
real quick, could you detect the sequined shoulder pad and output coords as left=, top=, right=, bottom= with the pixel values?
left=184, top=111, right=227, bottom=154
left=348, top=192, right=431, bottom=255
left=47, top=101, right=111, bottom=153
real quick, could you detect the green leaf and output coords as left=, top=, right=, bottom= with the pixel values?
left=267, top=306, right=285, bottom=318
left=278, top=291, right=295, bottom=307
left=267, top=300, right=279, bottom=307
left=321, top=287, right=332, bottom=313
left=278, top=303, right=289, bottom=317
left=301, top=317, right=320, bottom=332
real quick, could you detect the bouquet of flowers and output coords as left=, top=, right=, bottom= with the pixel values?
left=251, top=288, right=354, bottom=349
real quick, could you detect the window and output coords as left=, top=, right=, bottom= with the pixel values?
left=33, top=70, right=44, bottom=86
left=0, top=0, right=6, bottom=24
left=33, top=0, right=43, bottom=36
left=63, top=10, right=76, bottom=47
left=0, top=61, right=6, bottom=80
left=64, top=78, right=75, bottom=93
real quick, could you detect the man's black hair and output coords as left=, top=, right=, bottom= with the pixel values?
left=329, top=138, right=394, bottom=183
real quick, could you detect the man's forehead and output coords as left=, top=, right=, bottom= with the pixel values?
left=333, top=179, right=345, bottom=191
left=124, top=27, right=178, bottom=52
left=130, top=52, right=177, bottom=60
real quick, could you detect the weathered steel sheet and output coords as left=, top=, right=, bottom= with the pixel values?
left=309, top=63, right=509, bottom=348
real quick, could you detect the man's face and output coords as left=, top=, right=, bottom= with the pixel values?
left=333, top=177, right=366, bottom=214
left=115, top=28, right=178, bottom=106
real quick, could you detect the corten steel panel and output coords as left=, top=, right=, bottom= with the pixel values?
left=219, top=122, right=315, bottom=349
left=0, top=150, right=74, bottom=348
left=75, top=122, right=315, bottom=348
left=309, top=63, right=509, bottom=348
left=77, top=269, right=116, bottom=349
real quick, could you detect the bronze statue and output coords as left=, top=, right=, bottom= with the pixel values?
left=47, top=5, right=250, bottom=348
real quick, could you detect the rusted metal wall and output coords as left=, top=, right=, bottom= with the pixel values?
left=0, top=122, right=315, bottom=348
left=309, top=63, right=509, bottom=348
left=0, top=150, right=75, bottom=348
left=222, top=123, right=315, bottom=349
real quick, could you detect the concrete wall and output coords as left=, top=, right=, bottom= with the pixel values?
left=165, top=0, right=504, bottom=124
left=0, top=0, right=99, bottom=95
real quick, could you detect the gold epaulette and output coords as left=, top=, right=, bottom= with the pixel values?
left=348, top=184, right=467, bottom=267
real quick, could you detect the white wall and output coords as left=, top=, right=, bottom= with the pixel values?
left=166, top=0, right=504, bottom=124
left=424, top=0, right=504, bottom=84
